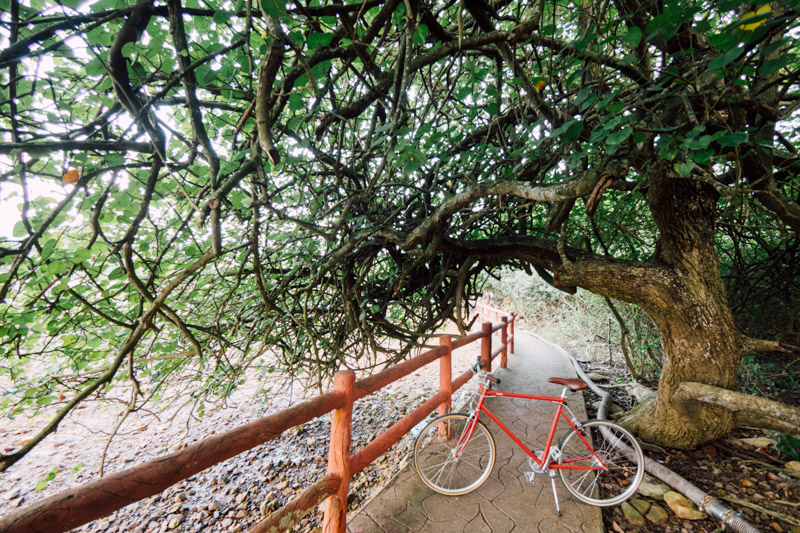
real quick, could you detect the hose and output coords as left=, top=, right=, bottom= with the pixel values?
left=528, top=332, right=762, bottom=533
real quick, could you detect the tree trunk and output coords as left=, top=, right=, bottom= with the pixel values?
left=552, top=168, right=746, bottom=448
left=617, top=170, right=745, bottom=448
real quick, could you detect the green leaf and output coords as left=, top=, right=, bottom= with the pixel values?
left=708, top=46, right=743, bottom=71
left=260, top=0, right=288, bottom=19
left=606, top=126, right=633, bottom=146
left=580, top=92, right=597, bottom=112
left=551, top=120, right=584, bottom=143
left=691, top=149, right=715, bottom=164
left=307, top=32, right=333, bottom=50
left=12, top=220, right=28, bottom=238
left=646, top=14, right=676, bottom=41
left=84, top=58, right=106, bottom=76
left=717, top=132, right=748, bottom=146
left=413, top=24, right=429, bottom=46
left=121, top=42, right=137, bottom=59
left=624, top=27, right=642, bottom=48
left=213, top=10, right=230, bottom=25
left=40, top=239, right=56, bottom=260
left=708, top=33, right=738, bottom=51
left=674, top=161, right=695, bottom=175
left=71, top=248, right=92, bottom=265
left=761, top=55, right=793, bottom=76
left=199, top=68, right=218, bottom=86
left=46, top=261, right=68, bottom=276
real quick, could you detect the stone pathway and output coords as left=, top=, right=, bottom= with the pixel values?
left=347, top=332, right=603, bottom=533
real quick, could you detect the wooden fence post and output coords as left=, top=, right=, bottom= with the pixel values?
left=481, top=321, right=492, bottom=372
left=510, top=313, right=515, bottom=355
left=323, top=370, right=355, bottom=533
left=501, top=316, right=508, bottom=369
left=439, top=336, right=452, bottom=416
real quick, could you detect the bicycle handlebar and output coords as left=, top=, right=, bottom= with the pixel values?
left=471, top=361, right=501, bottom=385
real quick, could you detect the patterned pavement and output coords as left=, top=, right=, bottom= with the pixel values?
left=347, top=332, right=603, bottom=533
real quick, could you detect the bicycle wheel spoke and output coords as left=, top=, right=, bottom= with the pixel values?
left=557, top=420, right=644, bottom=507
left=414, top=414, right=495, bottom=495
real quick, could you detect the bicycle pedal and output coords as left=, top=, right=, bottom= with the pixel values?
left=524, top=471, right=536, bottom=483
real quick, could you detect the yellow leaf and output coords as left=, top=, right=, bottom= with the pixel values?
left=739, top=5, right=771, bottom=31
left=62, top=169, right=79, bottom=185
left=535, top=80, right=546, bottom=91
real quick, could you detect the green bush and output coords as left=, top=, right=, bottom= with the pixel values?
left=485, top=269, right=662, bottom=382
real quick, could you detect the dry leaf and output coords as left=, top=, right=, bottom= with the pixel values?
left=62, top=169, right=80, bottom=185
left=612, top=520, right=625, bottom=533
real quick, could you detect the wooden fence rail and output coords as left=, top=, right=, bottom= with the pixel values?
left=0, top=302, right=514, bottom=533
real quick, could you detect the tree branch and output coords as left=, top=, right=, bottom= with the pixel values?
left=0, top=140, right=153, bottom=154
left=743, top=336, right=800, bottom=356
left=402, top=159, right=630, bottom=249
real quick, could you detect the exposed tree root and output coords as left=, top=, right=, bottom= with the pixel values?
left=672, top=382, right=800, bottom=438
left=718, top=496, right=800, bottom=527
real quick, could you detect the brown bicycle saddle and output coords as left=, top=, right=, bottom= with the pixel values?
left=547, top=377, right=588, bottom=391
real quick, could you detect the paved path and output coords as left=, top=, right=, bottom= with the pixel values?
left=348, top=332, right=603, bottom=533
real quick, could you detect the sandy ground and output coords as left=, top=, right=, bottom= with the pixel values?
left=0, top=324, right=492, bottom=532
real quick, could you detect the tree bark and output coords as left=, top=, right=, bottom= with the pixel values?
left=621, top=171, right=745, bottom=447
left=672, top=382, right=800, bottom=438
left=556, top=168, right=747, bottom=448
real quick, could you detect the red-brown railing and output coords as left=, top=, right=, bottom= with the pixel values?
left=0, top=305, right=515, bottom=533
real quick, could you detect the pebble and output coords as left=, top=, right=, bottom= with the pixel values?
left=630, top=498, right=650, bottom=515
left=2, top=488, right=21, bottom=501
left=646, top=504, right=670, bottom=524
left=621, top=502, right=646, bottom=526
left=637, top=478, right=671, bottom=500
left=166, top=514, right=183, bottom=529
left=663, top=491, right=707, bottom=520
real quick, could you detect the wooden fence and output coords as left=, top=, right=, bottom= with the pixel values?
left=0, top=303, right=514, bottom=533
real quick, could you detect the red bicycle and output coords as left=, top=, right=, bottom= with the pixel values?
left=413, top=362, right=644, bottom=515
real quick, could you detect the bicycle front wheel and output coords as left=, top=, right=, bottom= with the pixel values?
left=557, top=419, right=644, bottom=507
left=413, top=413, right=496, bottom=495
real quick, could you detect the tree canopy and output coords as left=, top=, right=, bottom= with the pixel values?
left=2, top=0, right=800, bottom=467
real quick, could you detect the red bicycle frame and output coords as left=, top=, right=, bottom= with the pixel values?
left=458, top=387, right=607, bottom=471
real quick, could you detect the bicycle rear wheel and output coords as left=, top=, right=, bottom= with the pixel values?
left=557, top=419, right=644, bottom=506
left=413, top=413, right=495, bottom=495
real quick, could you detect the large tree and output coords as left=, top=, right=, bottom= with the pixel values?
left=2, top=0, right=800, bottom=471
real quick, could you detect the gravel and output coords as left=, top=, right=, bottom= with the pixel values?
left=0, top=329, right=483, bottom=532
